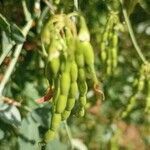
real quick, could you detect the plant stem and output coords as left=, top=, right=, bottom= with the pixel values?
left=64, top=121, right=74, bottom=150
left=119, top=0, right=147, bottom=64
left=0, top=20, right=33, bottom=98
left=74, top=0, right=79, bottom=11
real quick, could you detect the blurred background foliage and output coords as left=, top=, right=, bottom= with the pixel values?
left=0, top=0, right=150, bottom=150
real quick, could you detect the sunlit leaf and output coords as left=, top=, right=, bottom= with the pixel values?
left=18, top=105, right=52, bottom=150
left=10, top=23, right=25, bottom=43
left=2, top=31, right=11, bottom=52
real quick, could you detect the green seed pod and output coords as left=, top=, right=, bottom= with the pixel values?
left=111, top=31, right=118, bottom=68
left=44, top=129, right=56, bottom=143
left=78, top=81, right=88, bottom=96
left=56, top=95, right=67, bottom=113
left=100, top=16, right=113, bottom=64
left=78, top=41, right=94, bottom=65
left=65, top=27, right=74, bottom=41
left=102, top=30, right=109, bottom=41
left=41, top=21, right=53, bottom=47
left=77, top=107, right=85, bottom=117
left=48, top=34, right=62, bottom=54
left=79, top=96, right=87, bottom=106
left=145, top=80, right=150, bottom=113
left=106, top=32, right=113, bottom=75
left=47, top=36, right=62, bottom=77
left=111, top=47, right=118, bottom=69
left=50, top=113, right=61, bottom=131
left=75, top=54, right=84, bottom=68
left=60, top=72, right=70, bottom=95
left=66, top=98, right=76, bottom=111
left=48, top=57, right=60, bottom=77
left=145, top=96, right=150, bottom=113
left=112, top=31, right=118, bottom=46
left=106, top=57, right=112, bottom=76
left=61, top=110, right=71, bottom=120
left=86, top=64, right=99, bottom=84
left=75, top=40, right=85, bottom=67
left=122, top=96, right=136, bottom=118
left=103, top=16, right=113, bottom=36
left=100, top=42, right=107, bottom=62
left=137, top=74, right=145, bottom=92
left=45, top=63, right=54, bottom=86
left=70, top=61, right=78, bottom=82
left=60, top=56, right=66, bottom=73
left=100, top=32, right=108, bottom=62
left=53, top=79, right=60, bottom=104
left=65, top=28, right=76, bottom=59
left=69, top=82, right=78, bottom=98
left=78, top=68, right=85, bottom=81
left=78, top=16, right=90, bottom=42
left=64, top=60, right=71, bottom=73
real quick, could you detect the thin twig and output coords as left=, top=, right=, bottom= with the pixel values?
left=1, top=96, right=32, bottom=112
left=2, top=96, right=21, bottom=107
left=64, top=121, right=74, bottom=150
left=0, top=20, right=33, bottom=97
left=119, top=0, right=147, bottom=64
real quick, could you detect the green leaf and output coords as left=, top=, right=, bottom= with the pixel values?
left=2, top=31, right=13, bottom=52
left=46, top=139, right=68, bottom=150
left=31, top=104, right=52, bottom=127
left=0, top=129, right=5, bottom=140
left=10, top=23, right=26, bottom=43
left=22, top=82, right=41, bottom=109
left=18, top=105, right=68, bottom=150
left=0, top=13, right=10, bottom=32
left=0, top=13, right=25, bottom=44
left=18, top=105, right=52, bottom=150
left=0, top=103, right=21, bottom=127
left=18, top=114, right=40, bottom=150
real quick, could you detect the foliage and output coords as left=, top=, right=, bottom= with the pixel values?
left=0, top=0, right=150, bottom=150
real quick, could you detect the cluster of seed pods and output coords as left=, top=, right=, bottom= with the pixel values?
left=121, top=63, right=150, bottom=118
left=99, top=1, right=123, bottom=76
left=41, top=13, right=101, bottom=143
